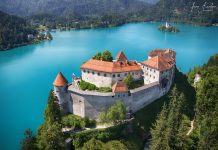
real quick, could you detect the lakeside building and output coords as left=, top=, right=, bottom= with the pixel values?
left=53, top=49, right=176, bottom=118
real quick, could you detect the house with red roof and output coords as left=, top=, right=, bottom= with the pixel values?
left=80, top=51, right=142, bottom=88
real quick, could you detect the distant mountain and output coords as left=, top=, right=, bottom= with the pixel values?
left=0, top=0, right=149, bottom=17
left=0, top=11, right=37, bottom=50
left=139, top=0, right=218, bottom=24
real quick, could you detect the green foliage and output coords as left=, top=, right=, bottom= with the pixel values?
left=21, top=129, right=37, bottom=150
left=84, top=117, right=96, bottom=127
left=150, top=86, right=189, bottom=150
left=207, top=54, right=218, bottom=66
left=123, top=75, right=144, bottom=89
left=102, top=50, right=113, bottom=62
left=99, top=101, right=126, bottom=124
left=187, top=66, right=201, bottom=84
left=0, top=11, right=38, bottom=50
left=79, top=80, right=112, bottom=92
left=99, top=111, right=108, bottom=124
left=62, top=114, right=96, bottom=129
left=81, top=138, right=128, bottom=150
left=62, top=114, right=85, bottom=129
left=36, top=91, right=65, bottom=150
left=131, top=68, right=196, bottom=150
left=82, top=138, right=104, bottom=150
left=158, top=25, right=180, bottom=32
left=44, top=91, right=61, bottom=124
left=93, top=50, right=113, bottom=62
left=71, top=124, right=126, bottom=148
left=93, top=52, right=102, bottom=60
left=97, top=87, right=112, bottom=92
left=123, top=75, right=134, bottom=89
left=79, top=80, right=98, bottom=91
left=193, top=54, right=218, bottom=149
left=37, top=122, right=65, bottom=150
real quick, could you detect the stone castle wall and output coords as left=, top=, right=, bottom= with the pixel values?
left=68, top=81, right=171, bottom=119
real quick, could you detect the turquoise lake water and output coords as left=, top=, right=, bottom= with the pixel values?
left=0, top=22, right=218, bottom=149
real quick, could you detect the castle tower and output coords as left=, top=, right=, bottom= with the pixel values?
left=53, top=72, right=72, bottom=114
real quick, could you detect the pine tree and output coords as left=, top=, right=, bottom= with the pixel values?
left=150, top=104, right=170, bottom=150
left=150, top=86, right=188, bottom=150
left=44, top=90, right=61, bottom=124
left=36, top=91, right=65, bottom=150
left=21, top=129, right=37, bottom=150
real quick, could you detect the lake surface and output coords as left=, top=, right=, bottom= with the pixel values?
left=0, top=22, right=218, bottom=150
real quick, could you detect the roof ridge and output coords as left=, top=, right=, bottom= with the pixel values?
left=116, top=51, right=128, bottom=62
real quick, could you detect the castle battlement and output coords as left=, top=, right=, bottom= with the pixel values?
left=53, top=49, right=176, bottom=119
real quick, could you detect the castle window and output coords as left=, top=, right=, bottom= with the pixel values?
left=154, top=70, right=156, bottom=73
left=150, top=75, right=151, bottom=77
left=153, top=76, right=155, bottom=79
left=117, top=74, right=120, bottom=77
left=87, top=71, right=90, bottom=73
left=112, top=74, right=115, bottom=77
left=150, top=68, right=152, bottom=71
left=147, top=68, right=148, bottom=70
left=125, top=73, right=127, bottom=76
left=132, top=72, right=134, bottom=75
left=98, top=72, right=100, bottom=76
left=104, top=74, right=107, bottom=77
left=123, top=94, right=125, bottom=97
left=118, top=95, right=120, bottom=98
left=92, top=72, right=95, bottom=75
left=83, top=70, right=86, bottom=73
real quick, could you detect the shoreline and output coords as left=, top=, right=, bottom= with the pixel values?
left=1, top=21, right=217, bottom=51
left=0, top=39, right=52, bottom=52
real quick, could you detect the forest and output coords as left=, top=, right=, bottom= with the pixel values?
left=0, top=11, right=38, bottom=50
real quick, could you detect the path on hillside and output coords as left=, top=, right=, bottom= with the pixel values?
left=186, top=120, right=194, bottom=136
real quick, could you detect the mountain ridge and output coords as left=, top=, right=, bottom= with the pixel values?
left=0, top=0, right=150, bottom=17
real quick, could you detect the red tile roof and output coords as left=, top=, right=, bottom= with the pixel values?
left=116, top=51, right=128, bottom=62
left=142, top=55, right=173, bottom=71
left=112, top=81, right=128, bottom=92
left=81, top=59, right=142, bottom=73
left=53, top=72, right=68, bottom=86
left=148, top=49, right=176, bottom=60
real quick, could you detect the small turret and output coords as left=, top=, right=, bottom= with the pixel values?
left=53, top=72, right=72, bottom=114
left=53, top=72, right=68, bottom=87
left=116, top=51, right=128, bottom=62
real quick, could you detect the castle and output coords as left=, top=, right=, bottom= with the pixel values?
left=53, top=49, right=176, bottom=119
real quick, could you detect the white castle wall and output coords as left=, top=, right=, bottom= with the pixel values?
left=82, top=70, right=112, bottom=87
left=141, top=64, right=159, bottom=84
left=81, top=69, right=142, bottom=87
